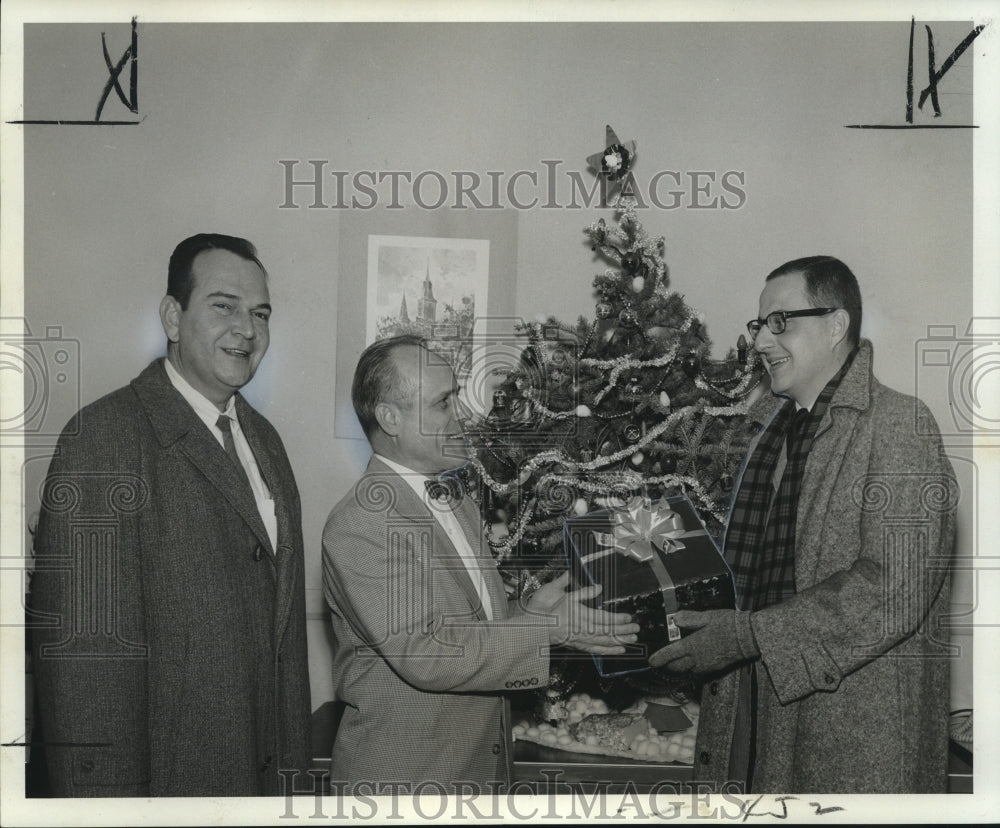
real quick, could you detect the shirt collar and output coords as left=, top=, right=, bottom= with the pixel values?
left=373, top=454, right=446, bottom=511
left=373, top=453, right=427, bottom=482
left=163, top=356, right=236, bottom=423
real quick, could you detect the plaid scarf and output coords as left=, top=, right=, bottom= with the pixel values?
left=727, top=350, right=857, bottom=611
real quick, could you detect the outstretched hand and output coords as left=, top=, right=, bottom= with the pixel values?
left=648, top=609, right=759, bottom=675
left=525, top=572, right=640, bottom=655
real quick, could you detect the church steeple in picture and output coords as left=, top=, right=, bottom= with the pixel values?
left=416, top=258, right=438, bottom=325
left=376, top=249, right=475, bottom=346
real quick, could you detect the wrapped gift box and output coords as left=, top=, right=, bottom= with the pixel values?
left=564, top=494, right=734, bottom=677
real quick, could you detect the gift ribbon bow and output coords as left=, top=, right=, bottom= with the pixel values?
left=607, top=498, right=687, bottom=563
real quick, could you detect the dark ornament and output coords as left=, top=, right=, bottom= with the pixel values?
left=490, top=389, right=510, bottom=422
left=621, top=251, right=641, bottom=274
left=622, top=422, right=642, bottom=443
left=618, top=307, right=639, bottom=328
left=595, top=301, right=614, bottom=319
left=661, top=455, right=677, bottom=473
left=623, top=375, right=643, bottom=396
left=682, top=353, right=700, bottom=378
left=737, top=334, right=749, bottom=365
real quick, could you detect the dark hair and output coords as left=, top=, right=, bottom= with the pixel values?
left=167, top=234, right=266, bottom=309
left=766, top=255, right=862, bottom=347
left=352, top=334, right=427, bottom=440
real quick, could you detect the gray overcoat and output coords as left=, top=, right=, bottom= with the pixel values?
left=696, top=340, right=957, bottom=793
left=31, top=359, right=311, bottom=796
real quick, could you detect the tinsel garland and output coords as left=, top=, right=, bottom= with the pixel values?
left=694, top=348, right=765, bottom=399
left=470, top=392, right=748, bottom=563
left=470, top=397, right=748, bottom=496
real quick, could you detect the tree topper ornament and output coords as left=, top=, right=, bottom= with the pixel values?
left=586, top=125, right=637, bottom=189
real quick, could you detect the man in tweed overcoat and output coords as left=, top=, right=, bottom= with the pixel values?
left=650, top=256, right=956, bottom=792
left=31, top=234, right=311, bottom=796
left=322, top=335, right=638, bottom=793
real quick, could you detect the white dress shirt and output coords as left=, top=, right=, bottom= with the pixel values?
left=164, top=357, right=278, bottom=550
left=374, top=454, right=493, bottom=620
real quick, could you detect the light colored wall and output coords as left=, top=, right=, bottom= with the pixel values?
left=21, top=21, right=975, bottom=711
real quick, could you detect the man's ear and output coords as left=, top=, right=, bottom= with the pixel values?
left=374, top=401, right=399, bottom=437
left=830, top=308, right=850, bottom=348
left=159, top=295, right=182, bottom=343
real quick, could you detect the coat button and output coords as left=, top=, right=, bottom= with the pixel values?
left=492, top=743, right=502, bottom=755
left=709, top=682, right=719, bottom=695
left=699, top=751, right=710, bottom=765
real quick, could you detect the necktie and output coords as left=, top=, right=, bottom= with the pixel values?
left=787, top=407, right=810, bottom=451
left=216, top=414, right=252, bottom=489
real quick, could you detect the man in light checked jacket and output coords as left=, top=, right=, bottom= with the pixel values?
left=322, top=335, right=639, bottom=794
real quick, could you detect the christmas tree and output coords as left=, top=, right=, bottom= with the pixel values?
left=464, top=127, right=766, bottom=706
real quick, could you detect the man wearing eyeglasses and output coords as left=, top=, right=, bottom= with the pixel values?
left=649, top=256, right=956, bottom=793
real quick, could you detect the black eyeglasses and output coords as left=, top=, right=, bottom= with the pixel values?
left=747, top=308, right=838, bottom=337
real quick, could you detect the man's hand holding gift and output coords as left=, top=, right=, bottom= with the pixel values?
left=526, top=572, right=641, bottom=655
left=648, top=609, right=760, bottom=676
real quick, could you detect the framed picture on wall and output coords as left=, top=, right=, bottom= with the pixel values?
left=365, top=234, right=490, bottom=379
left=335, top=208, right=518, bottom=439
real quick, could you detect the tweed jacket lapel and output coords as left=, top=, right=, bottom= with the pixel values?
left=367, top=458, right=489, bottom=621
left=130, top=360, right=274, bottom=555
left=795, top=341, right=874, bottom=584
left=235, top=394, right=300, bottom=646
left=810, top=340, right=872, bottom=442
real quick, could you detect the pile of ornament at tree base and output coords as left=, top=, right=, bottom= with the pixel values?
left=462, top=126, right=767, bottom=762
left=513, top=690, right=700, bottom=764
